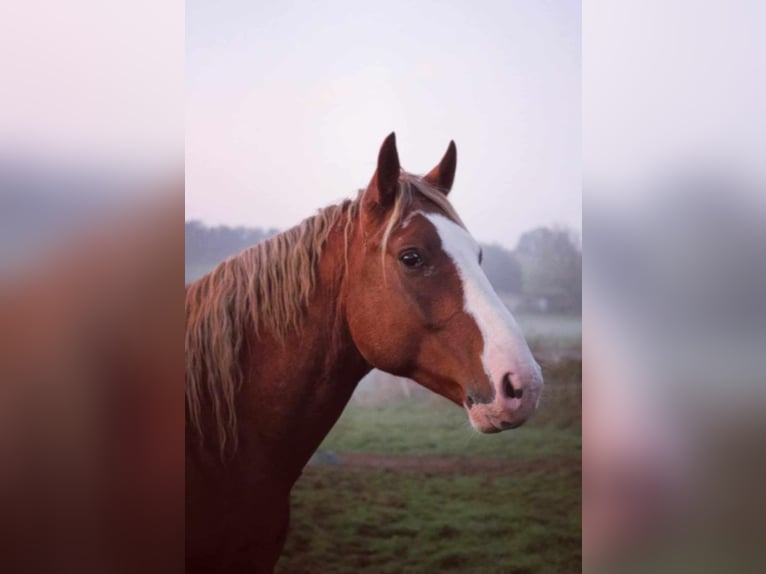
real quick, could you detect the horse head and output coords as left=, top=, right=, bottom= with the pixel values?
left=345, top=133, right=543, bottom=432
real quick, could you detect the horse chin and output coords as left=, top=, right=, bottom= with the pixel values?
left=475, top=423, right=503, bottom=434
left=468, top=417, right=503, bottom=434
left=466, top=407, right=529, bottom=434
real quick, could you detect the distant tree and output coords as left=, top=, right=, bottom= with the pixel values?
left=480, top=243, right=522, bottom=294
left=184, top=220, right=208, bottom=265
left=515, top=227, right=581, bottom=314
left=185, top=221, right=277, bottom=268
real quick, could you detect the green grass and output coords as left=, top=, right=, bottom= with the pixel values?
left=278, top=465, right=580, bottom=574
left=320, top=400, right=580, bottom=460
left=277, top=367, right=581, bottom=574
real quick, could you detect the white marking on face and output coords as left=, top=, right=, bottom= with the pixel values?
left=424, top=213, right=541, bottom=402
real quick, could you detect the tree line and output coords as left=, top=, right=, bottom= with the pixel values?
left=186, top=221, right=581, bottom=314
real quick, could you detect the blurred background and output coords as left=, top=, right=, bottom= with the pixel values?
left=0, top=2, right=184, bottom=573
left=186, top=1, right=581, bottom=572
left=584, top=1, right=766, bottom=573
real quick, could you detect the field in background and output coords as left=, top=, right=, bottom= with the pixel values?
left=514, top=312, right=582, bottom=360
left=277, top=357, right=581, bottom=573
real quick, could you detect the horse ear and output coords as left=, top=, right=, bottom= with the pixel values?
left=369, top=132, right=400, bottom=208
left=423, top=140, right=457, bottom=195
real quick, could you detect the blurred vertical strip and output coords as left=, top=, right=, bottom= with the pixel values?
left=0, top=2, right=184, bottom=573
left=584, top=1, right=766, bottom=573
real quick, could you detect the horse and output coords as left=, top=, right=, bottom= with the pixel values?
left=185, top=133, right=543, bottom=573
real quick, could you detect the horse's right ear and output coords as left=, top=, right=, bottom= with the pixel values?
left=368, top=132, right=400, bottom=209
left=423, top=140, right=457, bottom=195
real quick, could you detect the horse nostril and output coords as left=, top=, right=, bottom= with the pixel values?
left=465, top=395, right=475, bottom=408
left=502, top=373, right=523, bottom=399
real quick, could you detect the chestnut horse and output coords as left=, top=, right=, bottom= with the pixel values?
left=185, top=133, right=543, bottom=573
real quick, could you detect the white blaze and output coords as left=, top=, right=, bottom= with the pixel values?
left=425, top=213, right=540, bottom=398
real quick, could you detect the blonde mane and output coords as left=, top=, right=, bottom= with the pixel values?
left=185, top=174, right=463, bottom=456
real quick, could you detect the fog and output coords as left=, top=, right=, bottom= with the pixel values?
left=186, top=0, right=581, bottom=249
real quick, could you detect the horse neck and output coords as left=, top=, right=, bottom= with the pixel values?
left=236, top=215, right=371, bottom=482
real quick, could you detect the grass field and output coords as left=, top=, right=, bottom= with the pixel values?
left=513, top=313, right=582, bottom=357
left=319, top=400, right=580, bottom=460
left=276, top=362, right=581, bottom=574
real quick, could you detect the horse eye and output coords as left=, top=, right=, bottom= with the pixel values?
left=399, top=249, right=424, bottom=268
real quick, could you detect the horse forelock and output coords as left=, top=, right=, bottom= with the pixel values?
left=185, top=172, right=463, bottom=458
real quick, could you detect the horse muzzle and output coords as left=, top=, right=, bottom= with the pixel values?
left=464, top=366, right=543, bottom=433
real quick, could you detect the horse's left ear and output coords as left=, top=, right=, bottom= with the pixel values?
left=368, top=132, right=401, bottom=209
left=423, top=140, right=457, bottom=195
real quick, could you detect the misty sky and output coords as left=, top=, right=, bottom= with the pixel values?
left=584, top=0, right=766, bottom=195
left=186, top=0, right=581, bottom=249
left=0, top=1, right=183, bottom=172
